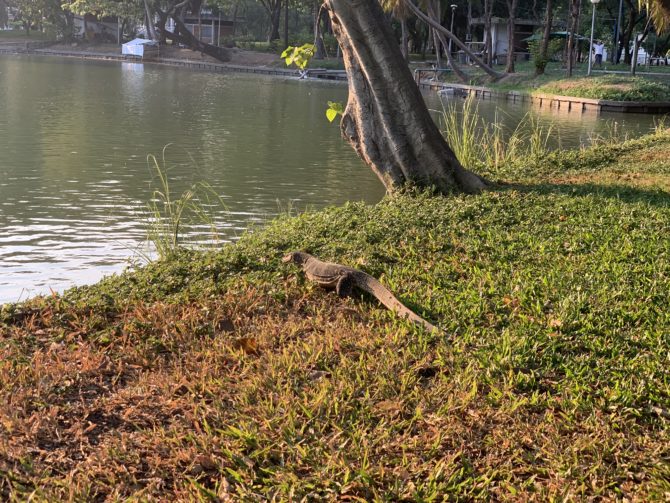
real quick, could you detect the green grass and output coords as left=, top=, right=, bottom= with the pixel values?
left=536, top=74, right=670, bottom=101
left=1, top=130, right=669, bottom=500
left=0, top=30, right=53, bottom=41
left=431, top=59, right=670, bottom=101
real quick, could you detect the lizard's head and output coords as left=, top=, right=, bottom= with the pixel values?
left=282, top=251, right=310, bottom=265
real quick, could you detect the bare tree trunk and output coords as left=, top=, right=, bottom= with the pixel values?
left=0, top=0, right=8, bottom=29
left=323, top=0, right=488, bottom=194
left=431, top=0, right=443, bottom=68
left=505, top=0, right=518, bottom=73
left=631, top=18, right=652, bottom=75
left=484, top=0, right=494, bottom=64
left=566, top=0, right=580, bottom=76
left=144, top=0, right=159, bottom=41
left=426, top=1, right=469, bottom=82
left=260, top=0, right=282, bottom=41
left=406, top=0, right=505, bottom=80
left=283, top=0, right=289, bottom=49
left=536, top=0, right=553, bottom=75
left=314, top=2, right=327, bottom=58
left=400, top=18, right=409, bottom=60
left=162, top=15, right=231, bottom=61
left=622, top=0, right=638, bottom=64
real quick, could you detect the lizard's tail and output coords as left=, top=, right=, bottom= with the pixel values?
left=353, top=272, right=440, bottom=333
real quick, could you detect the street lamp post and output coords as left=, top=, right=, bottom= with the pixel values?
left=449, top=4, right=457, bottom=54
left=587, top=0, right=601, bottom=76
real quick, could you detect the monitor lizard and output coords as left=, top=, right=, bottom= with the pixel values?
left=282, top=251, right=440, bottom=333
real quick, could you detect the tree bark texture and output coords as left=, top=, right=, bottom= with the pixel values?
left=323, top=0, right=487, bottom=194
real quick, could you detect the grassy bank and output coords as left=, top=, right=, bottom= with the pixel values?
left=431, top=60, right=670, bottom=101
left=1, top=131, right=669, bottom=500
left=535, top=74, right=670, bottom=101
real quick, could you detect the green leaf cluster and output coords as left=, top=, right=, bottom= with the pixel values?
left=280, top=43, right=316, bottom=70
left=325, top=101, right=343, bottom=122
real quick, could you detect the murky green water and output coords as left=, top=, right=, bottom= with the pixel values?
left=0, top=55, right=662, bottom=303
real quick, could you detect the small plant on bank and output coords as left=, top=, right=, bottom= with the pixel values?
left=144, top=146, right=227, bottom=260
left=439, top=95, right=555, bottom=174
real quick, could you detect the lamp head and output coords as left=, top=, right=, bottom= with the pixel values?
left=451, top=4, right=457, bottom=9
left=590, top=0, right=600, bottom=4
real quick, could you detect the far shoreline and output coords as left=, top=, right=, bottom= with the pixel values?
left=4, top=44, right=669, bottom=114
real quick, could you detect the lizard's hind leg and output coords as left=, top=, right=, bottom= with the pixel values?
left=336, top=274, right=354, bottom=298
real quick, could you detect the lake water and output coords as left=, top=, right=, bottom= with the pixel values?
left=0, top=55, right=662, bottom=303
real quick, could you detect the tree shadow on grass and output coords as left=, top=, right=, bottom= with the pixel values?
left=495, top=181, right=670, bottom=207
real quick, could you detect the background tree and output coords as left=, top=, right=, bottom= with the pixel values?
left=258, top=0, right=282, bottom=40
left=505, top=0, right=518, bottom=72
left=382, top=0, right=411, bottom=60
left=0, top=0, right=9, bottom=28
left=536, top=0, right=553, bottom=75
left=565, top=0, right=581, bottom=76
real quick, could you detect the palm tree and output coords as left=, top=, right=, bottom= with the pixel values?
left=644, top=0, right=670, bottom=31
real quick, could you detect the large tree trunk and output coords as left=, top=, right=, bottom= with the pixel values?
left=323, top=0, right=487, bottom=194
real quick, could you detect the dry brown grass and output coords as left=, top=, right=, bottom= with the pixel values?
left=2, top=274, right=668, bottom=500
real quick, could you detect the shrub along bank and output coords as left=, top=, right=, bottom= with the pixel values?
left=1, top=131, right=669, bottom=500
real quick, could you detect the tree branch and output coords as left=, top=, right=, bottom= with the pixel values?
left=404, top=0, right=504, bottom=80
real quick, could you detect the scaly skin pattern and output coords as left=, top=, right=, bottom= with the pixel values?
left=282, top=251, right=439, bottom=333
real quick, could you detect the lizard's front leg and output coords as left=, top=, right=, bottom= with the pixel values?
left=336, top=273, right=354, bottom=298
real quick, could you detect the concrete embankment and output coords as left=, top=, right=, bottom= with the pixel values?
left=417, top=79, right=670, bottom=114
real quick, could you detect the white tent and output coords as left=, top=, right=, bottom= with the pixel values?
left=121, top=38, right=158, bottom=57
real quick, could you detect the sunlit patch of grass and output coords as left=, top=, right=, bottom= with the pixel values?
left=535, top=74, right=670, bottom=101
left=1, top=132, right=669, bottom=500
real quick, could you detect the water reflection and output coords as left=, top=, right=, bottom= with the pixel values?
left=0, top=55, right=663, bottom=303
